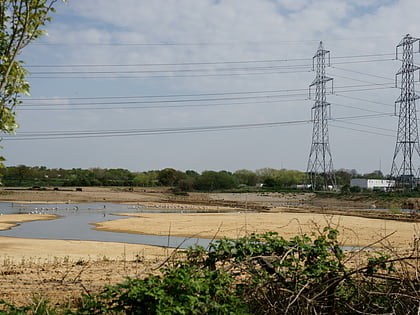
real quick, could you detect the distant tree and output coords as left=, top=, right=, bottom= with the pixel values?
left=257, top=168, right=305, bottom=188
left=177, top=177, right=196, bottom=191
left=234, top=169, right=258, bottom=186
left=103, top=168, right=134, bottom=186
left=263, top=176, right=277, bottom=188
left=340, top=184, right=350, bottom=193
left=133, top=172, right=158, bottom=187
left=255, top=168, right=278, bottom=179
left=90, top=167, right=106, bottom=179
left=194, top=171, right=237, bottom=191
left=185, top=170, right=199, bottom=177
left=65, top=168, right=99, bottom=186
left=350, top=185, right=361, bottom=193
left=276, top=169, right=306, bottom=187
left=256, top=168, right=278, bottom=187
left=363, top=170, right=384, bottom=179
left=0, top=0, right=65, bottom=165
left=335, top=169, right=353, bottom=186
left=157, top=168, right=185, bottom=186
left=6, top=164, right=34, bottom=185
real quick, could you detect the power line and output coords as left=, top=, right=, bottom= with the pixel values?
left=331, top=123, right=394, bottom=138
left=31, top=36, right=396, bottom=47
left=331, top=65, right=394, bottom=82
left=25, top=53, right=395, bottom=68
left=332, top=119, right=395, bottom=134
left=332, top=73, right=387, bottom=86
left=18, top=98, right=307, bottom=111
left=28, top=64, right=312, bottom=75
left=20, top=93, right=309, bottom=108
left=26, top=59, right=394, bottom=79
left=28, top=69, right=311, bottom=79
left=24, top=88, right=312, bottom=101
left=331, top=102, right=390, bottom=115
left=334, top=94, right=394, bottom=107
left=18, top=84, right=396, bottom=112
left=22, top=82, right=396, bottom=105
left=2, top=119, right=312, bottom=141
left=3, top=111, right=402, bottom=141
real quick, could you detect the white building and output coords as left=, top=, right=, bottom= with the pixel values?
left=350, top=179, right=395, bottom=191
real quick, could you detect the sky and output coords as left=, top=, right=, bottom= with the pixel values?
left=3, top=0, right=420, bottom=174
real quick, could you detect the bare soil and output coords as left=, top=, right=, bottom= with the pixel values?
left=0, top=187, right=419, bottom=308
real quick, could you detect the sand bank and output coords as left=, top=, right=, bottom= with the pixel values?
left=0, top=214, right=172, bottom=262
left=0, top=214, right=57, bottom=231
left=93, top=211, right=420, bottom=249
left=0, top=236, right=172, bottom=262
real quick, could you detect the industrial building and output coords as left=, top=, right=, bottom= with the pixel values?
left=350, top=179, right=395, bottom=191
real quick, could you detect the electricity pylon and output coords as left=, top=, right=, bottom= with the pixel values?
left=390, top=34, right=420, bottom=190
left=307, top=41, right=336, bottom=191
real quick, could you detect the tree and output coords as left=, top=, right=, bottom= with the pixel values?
left=363, top=170, right=384, bottom=179
left=234, top=169, right=258, bottom=186
left=133, top=173, right=152, bottom=187
left=335, top=169, right=353, bottom=186
left=5, top=164, right=34, bottom=185
left=194, top=170, right=237, bottom=191
left=0, top=0, right=65, bottom=163
left=157, top=168, right=185, bottom=186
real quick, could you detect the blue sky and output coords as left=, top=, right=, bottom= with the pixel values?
left=4, top=0, right=420, bottom=174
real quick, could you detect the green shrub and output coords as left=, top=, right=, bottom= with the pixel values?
left=73, top=263, right=247, bottom=314
left=3, top=228, right=420, bottom=314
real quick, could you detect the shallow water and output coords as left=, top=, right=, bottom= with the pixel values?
left=0, top=202, right=380, bottom=250
left=0, top=202, right=213, bottom=249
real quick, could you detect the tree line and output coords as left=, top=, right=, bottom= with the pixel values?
left=0, top=165, right=384, bottom=191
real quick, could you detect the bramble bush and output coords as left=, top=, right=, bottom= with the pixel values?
left=1, top=228, right=420, bottom=314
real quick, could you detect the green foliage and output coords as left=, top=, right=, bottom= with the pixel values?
left=2, top=228, right=420, bottom=314
left=74, top=263, right=247, bottom=314
left=340, top=183, right=350, bottom=193
left=157, top=168, right=186, bottom=186
left=133, top=171, right=158, bottom=187
left=194, top=170, right=238, bottom=191
left=0, top=0, right=65, bottom=166
left=68, top=228, right=420, bottom=314
left=257, top=168, right=306, bottom=188
left=349, top=185, right=361, bottom=193
left=234, top=169, right=258, bottom=186
left=0, top=295, right=58, bottom=315
left=194, top=227, right=348, bottom=314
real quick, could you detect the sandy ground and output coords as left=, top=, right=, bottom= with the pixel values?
left=0, top=187, right=419, bottom=307
left=0, top=186, right=167, bottom=204
left=94, top=212, right=420, bottom=249
left=0, top=213, right=175, bottom=307
left=0, top=214, right=57, bottom=231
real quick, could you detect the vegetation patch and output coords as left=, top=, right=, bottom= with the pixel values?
left=1, top=228, right=419, bottom=314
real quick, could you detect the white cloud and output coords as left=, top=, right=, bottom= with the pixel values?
left=8, top=0, right=420, bottom=173
left=275, top=0, right=310, bottom=12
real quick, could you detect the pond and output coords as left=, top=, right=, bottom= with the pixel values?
left=0, top=202, right=214, bottom=249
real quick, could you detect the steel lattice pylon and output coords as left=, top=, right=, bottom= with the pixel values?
left=390, top=34, right=420, bottom=190
left=307, top=41, right=336, bottom=191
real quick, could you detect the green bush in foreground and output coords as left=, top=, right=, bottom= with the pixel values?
left=1, top=228, right=420, bottom=314
left=72, top=228, right=419, bottom=315
left=74, top=264, right=246, bottom=314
